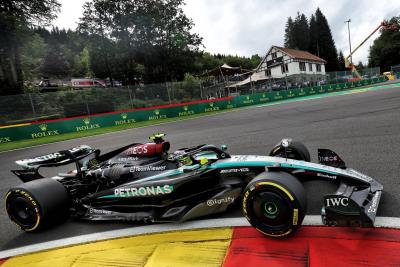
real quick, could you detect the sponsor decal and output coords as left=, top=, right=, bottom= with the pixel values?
left=293, top=208, right=298, bottom=225
left=149, top=109, right=167, bottom=120
left=298, top=89, right=306, bottom=96
left=325, top=197, right=349, bottom=207
left=309, top=88, right=317, bottom=94
left=220, top=168, right=250, bottom=174
left=243, top=95, right=254, bottom=104
left=260, top=93, right=270, bottom=102
left=125, top=144, right=148, bottom=155
left=273, top=92, right=283, bottom=100
left=115, top=113, right=136, bottom=125
left=346, top=169, right=373, bottom=182
left=24, top=147, right=86, bottom=162
left=117, top=156, right=139, bottom=161
left=130, top=165, right=167, bottom=172
left=319, top=155, right=339, bottom=162
left=0, top=137, right=11, bottom=143
left=76, top=118, right=100, bottom=132
left=227, top=101, right=234, bottom=109
left=114, top=185, right=173, bottom=197
left=178, top=106, right=195, bottom=116
left=89, top=208, right=112, bottom=215
left=317, top=173, right=337, bottom=180
left=31, top=124, right=60, bottom=139
left=236, top=155, right=249, bottom=161
left=206, top=196, right=235, bottom=206
left=205, top=102, right=220, bottom=112
left=318, top=86, right=325, bottom=93
left=287, top=90, right=296, bottom=98
left=368, top=191, right=381, bottom=213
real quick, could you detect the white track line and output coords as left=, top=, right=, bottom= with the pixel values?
left=1, top=215, right=400, bottom=259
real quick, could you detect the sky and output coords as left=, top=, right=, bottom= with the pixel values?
left=54, top=0, right=399, bottom=64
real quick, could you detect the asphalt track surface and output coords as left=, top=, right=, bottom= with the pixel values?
left=1, top=84, right=400, bottom=251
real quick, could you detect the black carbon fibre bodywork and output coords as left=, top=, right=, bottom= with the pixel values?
left=9, top=139, right=383, bottom=229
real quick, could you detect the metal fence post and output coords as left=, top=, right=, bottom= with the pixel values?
left=128, top=85, right=134, bottom=109
left=166, top=82, right=172, bottom=104
left=28, top=93, right=37, bottom=119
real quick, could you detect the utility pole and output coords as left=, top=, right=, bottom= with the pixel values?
left=344, top=19, right=352, bottom=65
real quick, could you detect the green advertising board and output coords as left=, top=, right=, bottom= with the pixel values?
left=0, top=77, right=390, bottom=144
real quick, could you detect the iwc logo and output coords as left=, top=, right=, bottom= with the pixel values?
left=149, top=109, right=167, bottom=120
left=178, top=105, right=195, bottom=117
left=76, top=118, right=100, bottom=132
left=115, top=113, right=136, bottom=126
left=299, top=88, right=306, bottom=96
left=205, top=102, right=219, bottom=112
left=227, top=100, right=234, bottom=109
left=31, top=124, right=60, bottom=139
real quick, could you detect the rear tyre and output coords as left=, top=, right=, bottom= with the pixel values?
left=242, top=171, right=307, bottom=238
left=269, top=139, right=311, bottom=162
left=5, top=178, right=70, bottom=232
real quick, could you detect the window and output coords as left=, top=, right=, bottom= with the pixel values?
left=265, top=69, right=271, bottom=77
left=299, top=62, right=306, bottom=72
left=281, top=64, right=289, bottom=74
left=316, top=64, right=321, bottom=72
left=309, top=63, right=313, bottom=72
left=272, top=52, right=277, bottom=59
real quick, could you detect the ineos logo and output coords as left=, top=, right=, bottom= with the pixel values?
left=126, top=145, right=148, bottom=155
left=326, top=197, right=349, bottom=207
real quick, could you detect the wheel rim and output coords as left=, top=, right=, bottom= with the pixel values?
left=251, top=191, right=291, bottom=227
left=263, top=201, right=279, bottom=219
left=7, top=196, right=38, bottom=229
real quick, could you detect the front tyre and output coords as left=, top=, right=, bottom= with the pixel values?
left=242, top=171, right=307, bottom=238
left=5, top=178, right=70, bottom=232
left=269, top=139, right=311, bottom=162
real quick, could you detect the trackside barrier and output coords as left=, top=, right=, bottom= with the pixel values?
left=0, top=77, right=388, bottom=144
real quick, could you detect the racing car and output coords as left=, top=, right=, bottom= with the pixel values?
left=5, top=133, right=383, bottom=238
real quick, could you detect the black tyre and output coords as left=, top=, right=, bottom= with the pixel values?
left=269, top=139, right=311, bottom=162
left=5, top=178, right=70, bottom=232
left=242, top=171, right=307, bottom=238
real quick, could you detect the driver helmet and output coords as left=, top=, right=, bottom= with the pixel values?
left=168, top=150, right=193, bottom=166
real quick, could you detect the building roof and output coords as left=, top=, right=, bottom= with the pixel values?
left=200, top=63, right=252, bottom=77
left=274, top=46, right=326, bottom=63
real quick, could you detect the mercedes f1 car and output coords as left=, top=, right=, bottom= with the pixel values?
left=5, top=134, right=383, bottom=237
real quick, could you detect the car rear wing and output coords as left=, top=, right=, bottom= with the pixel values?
left=12, top=145, right=99, bottom=182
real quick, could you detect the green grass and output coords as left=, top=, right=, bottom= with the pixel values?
left=0, top=110, right=230, bottom=152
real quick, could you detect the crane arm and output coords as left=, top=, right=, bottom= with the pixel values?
left=344, top=23, right=382, bottom=68
left=345, top=19, right=400, bottom=68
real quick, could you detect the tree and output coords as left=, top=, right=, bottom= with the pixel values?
left=40, top=42, right=70, bottom=78
left=284, top=13, right=309, bottom=50
left=368, top=16, right=400, bottom=71
left=337, top=50, right=346, bottom=71
left=308, top=14, right=318, bottom=55
left=284, top=17, right=295, bottom=48
left=78, top=0, right=115, bottom=83
left=311, top=8, right=339, bottom=71
left=0, top=0, right=60, bottom=95
left=20, top=33, right=47, bottom=80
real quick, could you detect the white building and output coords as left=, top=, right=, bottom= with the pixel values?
left=232, top=46, right=327, bottom=88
